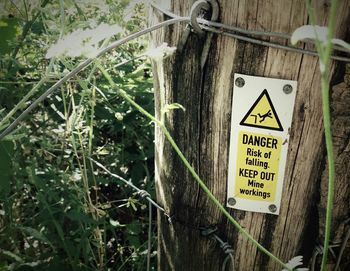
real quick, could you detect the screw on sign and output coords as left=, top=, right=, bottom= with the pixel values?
left=227, top=197, right=236, bottom=206
left=269, top=204, right=277, bottom=213
left=283, top=84, right=293, bottom=94
left=235, top=77, right=245, bottom=87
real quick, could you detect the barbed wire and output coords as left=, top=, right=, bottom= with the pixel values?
left=146, top=201, right=152, bottom=271
left=2, top=0, right=350, bottom=140
left=200, top=226, right=235, bottom=271
left=311, top=243, right=338, bottom=271
left=89, top=157, right=168, bottom=216
left=89, top=157, right=165, bottom=271
left=1, top=0, right=348, bottom=269
left=89, top=157, right=235, bottom=270
left=310, top=218, right=350, bottom=271
left=334, top=221, right=350, bottom=270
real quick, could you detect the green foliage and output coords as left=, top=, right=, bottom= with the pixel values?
left=0, top=17, right=21, bottom=56
left=0, top=141, right=14, bottom=198
left=0, top=1, right=155, bottom=270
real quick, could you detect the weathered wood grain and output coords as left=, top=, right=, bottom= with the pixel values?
left=318, top=67, right=350, bottom=270
left=150, top=0, right=350, bottom=270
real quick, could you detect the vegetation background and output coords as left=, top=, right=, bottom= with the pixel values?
left=1, top=0, right=349, bottom=270
left=0, top=1, right=157, bottom=270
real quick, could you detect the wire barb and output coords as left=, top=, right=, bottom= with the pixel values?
left=88, top=157, right=169, bottom=216
left=137, top=190, right=151, bottom=199
left=200, top=225, right=218, bottom=236
left=200, top=226, right=235, bottom=271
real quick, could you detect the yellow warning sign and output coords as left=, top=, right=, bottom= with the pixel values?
left=235, top=131, right=282, bottom=202
left=240, top=89, right=283, bottom=131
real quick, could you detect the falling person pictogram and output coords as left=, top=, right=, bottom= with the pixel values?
left=240, top=89, right=283, bottom=131
left=250, top=109, right=273, bottom=124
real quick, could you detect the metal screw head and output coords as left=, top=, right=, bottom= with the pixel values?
left=283, top=84, right=293, bottom=94
left=268, top=204, right=277, bottom=213
left=235, top=77, right=245, bottom=88
left=227, top=197, right=236, bottom=206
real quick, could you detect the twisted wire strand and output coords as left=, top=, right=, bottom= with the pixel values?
left=150, top=2, right=288, bottom=39
left=200, top=25, right=350, bottom=62
left=87, top=158, right=158, bottom=271
left=150, top=1, right=350, bottom=61
left=311, top=219, right=350, bottom=270
left=147, top=201, right=152, bottom=271
left=88, top=158, right=167, bottom=216
left=311, top=243, right=343, bottom=271
left=213, top=235, right=235, bottom=271
left=197, top=18, right=349, bottom=53
left=1, top=1, right=348, bottom=270
left=200, top=226, right=235, bottom=271
left=334, top=220, right=350, bottom=271
left=91, top=156, right=236, bottom=270
left=2, top=1, right=350, bottom=139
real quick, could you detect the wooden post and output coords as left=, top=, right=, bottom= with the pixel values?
left=150, top=0, right=350, bottom=270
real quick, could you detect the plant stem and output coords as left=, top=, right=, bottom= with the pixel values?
left=0, top=17, right=188, bottom=140
left=305, top=1, right=337, bottom=269
left=319, top=0, right=338, bottom=269
left=0, top=59, right=54, bottom=130
left=159, top=126, right=290, bottom=270
left=98, top=65, right=291, bottom=270
left=8, top=0, right=51, bottom=71
left=320, top=75, right=335, bottom=271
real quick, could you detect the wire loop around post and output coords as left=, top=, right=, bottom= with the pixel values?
left=190, top=0, right=219, bottom=35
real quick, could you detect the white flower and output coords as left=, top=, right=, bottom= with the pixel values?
left=291, top=25, right=350, bottom=52
left=291, top=25, right=350, bottom=73
left=146, top=43, right=176, bottom=61
left=115, top=112, right=124, bottom=121
left=282, top=256, right=309, bottom=271
left=291, top=25, right=328, bottom=45
left=46, top=23, right=123, bottom=58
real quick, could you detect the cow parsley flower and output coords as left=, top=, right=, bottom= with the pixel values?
left=146, top=43, right=176, bottom=61
left=282, top=256, right=308, bottom=271
left=291, top=25, right=350, bottom=51
left=46, top=23, right=122, bottom=58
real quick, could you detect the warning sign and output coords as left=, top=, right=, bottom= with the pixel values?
left=227, top=74, right=297, bottom=215
left=235, top=131, right=282, bottom=202
left=240, top=89, right=283, bottom=131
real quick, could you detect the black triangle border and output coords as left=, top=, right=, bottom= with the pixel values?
left=239, top=89, right=283, bottom=131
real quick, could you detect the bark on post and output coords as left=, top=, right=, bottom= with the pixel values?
left=150, top=1, right=350, bottom=270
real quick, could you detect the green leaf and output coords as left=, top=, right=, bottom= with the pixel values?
left=0, top=261, right=9, bottom=271
left=2, top=133, right=26, bottom=141
left=37, top=257, right=71, bottom=271
left=0, top=17, right=21, bottom=55
left=126, top=222, right=142, bottom=248
left=1, top=250, right=23, bottom=263
left=0, top=141, right=14, bottom=198
left=66, top=210, right=96, bottom=224
left=18, top=226, right=54, bottom=250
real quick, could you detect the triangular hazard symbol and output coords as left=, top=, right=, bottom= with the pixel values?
left=240, top=89, right=283, bottom=131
